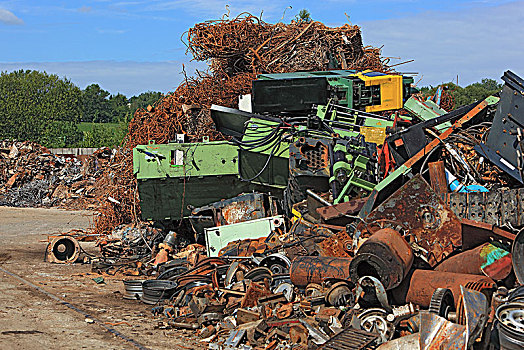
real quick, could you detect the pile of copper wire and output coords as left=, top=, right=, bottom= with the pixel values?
left=92, top=13, right=391, bottom=236
left=185, top=14, right=390, bottom=74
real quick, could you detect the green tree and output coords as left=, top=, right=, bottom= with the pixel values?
left=420, top=78, right=502, bottom=108
left=295, top=9, right=312, bottom=23
left=109, top=93, right=130, bottom=123
left=81, top=83, right=112, bottom=122
left=0, top=69, right=82, bottom=146
left=129, top=91, right=163, bottom=116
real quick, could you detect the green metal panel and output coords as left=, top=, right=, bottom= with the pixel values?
left=404, top=96, right=451, bottom=132
left=238, top=118, right=291, bottom=187
left=134, top=141, right=283, bottom=221
left=137, top=176, right=279, bottom=221
left=133, top=141, right=240, bottom=180
left=205, top=215, right=285, bottom=257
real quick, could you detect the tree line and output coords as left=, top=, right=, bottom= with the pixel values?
left=0, top=70, right=163, bottom=148
left=0, top=69, right=506, bottom=148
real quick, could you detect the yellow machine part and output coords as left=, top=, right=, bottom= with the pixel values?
left=354, top=71, right=404, bottom=112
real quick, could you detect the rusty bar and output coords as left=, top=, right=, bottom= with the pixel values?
left=349, top=228, right=413, bottom=290
left=290, top=256, right=353, bottom=288
left=392, top=269, right=496, bottom=307
left=316, top=197, right=368, bottom=225
left=428, top=161, right=448, bottom=194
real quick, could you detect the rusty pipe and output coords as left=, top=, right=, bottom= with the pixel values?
left=434, top=242, right=512, bottom=281
left=349, top=228, right=413, bottom=290
left=391, top=270, right=496, bottom=308
left=290, top=256, right=353, bottom=288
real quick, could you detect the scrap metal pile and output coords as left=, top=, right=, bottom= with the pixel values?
left=70, top=12, right=524, bottom=350
left=0, top=140, right=114, bottom=209
left=78, top=68, right=524, bottom=350
left=93, top=13, right=392, bottom=236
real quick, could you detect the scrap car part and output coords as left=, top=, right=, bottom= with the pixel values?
left=141, top=280, right=177, bottom=305
left=259, top=253, right=291, bottom=275
left=290, top=256, right=353, bottom=288
left=420, top=287, right=488, bottom=350
left=325, top=281, right=353, bottom=307
left=418, top=311, right=467, bottom=350
left=496, top=302, right=524, bottom=350
left=204, top=215, right=285, bottom=257
left=513, top=229, right=524, bottom=284
left=359, top=175, right=462, bottom=267
left=274, top=282, right=295, bottom=302
left=123, top=280, right=145, bottom=300
left=319, top=326, right=379, bottom=350
left=244, top=267, right=272, bottom=282
left=355, top=276, right=390, bottom=311
left=349, top=228, right=413, bottom=290
left=429, top=288, right=455, bottom=319
left=357, top=308, right=395, bottom=343
left=45, top=235, right=81, bottom=263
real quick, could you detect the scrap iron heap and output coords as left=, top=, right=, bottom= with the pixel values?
left=50, top=12, right=524, bottom=350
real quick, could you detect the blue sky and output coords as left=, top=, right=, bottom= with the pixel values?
left=0, top=0, right=522, bottom=96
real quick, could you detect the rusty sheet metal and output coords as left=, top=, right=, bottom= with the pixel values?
left=428, top=161, right=448, bottom=195
left=460, top=219, right=515, bottom=250
left=435, top=242, right=513, bottom=281
left=192, top=192, right=279, bottom=227
left=290, top=256, right=353, bottom=288
left=349, top=228, right=413, bottom=290
left=392, top=270, right=495, bottom=308
left=316, top=197, right=368, bottom=226
left=360, top=174, right=462, bottom=267
left=459, top=286, right=489, bottom=346
left=419, top=311, right=466, bottom=350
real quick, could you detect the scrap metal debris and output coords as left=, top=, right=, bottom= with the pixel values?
left=0, top=141, right=114, bottom=209
left=2, top=10, right=519, bottom=350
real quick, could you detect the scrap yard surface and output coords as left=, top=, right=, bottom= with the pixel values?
left=1, top=10, right=523, bottom=350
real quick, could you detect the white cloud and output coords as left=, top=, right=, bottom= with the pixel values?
left=0, top=60, right=208, bottom=96
left=0, top=8, right=24, bottom=25
left=360, top=1, right=524, bottom=87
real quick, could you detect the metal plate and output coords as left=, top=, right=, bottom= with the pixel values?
left=361, top=175, right=462, bottom=266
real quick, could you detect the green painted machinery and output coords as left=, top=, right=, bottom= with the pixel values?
left=133, top=141, right=280, bottom=221
left=252, top=70, right=415, bottom=114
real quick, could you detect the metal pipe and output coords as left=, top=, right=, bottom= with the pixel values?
left=290, top=256, right=353, bottom=288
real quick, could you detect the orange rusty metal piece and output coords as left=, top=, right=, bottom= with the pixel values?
left=360, top=175, right=462, bottom=267
left=349, top=228, right=413, bottom=290
left=392, top=270, right=496, bottom=308
left=434, top=243, right=513, bottom=281
left=290, top=256, right=353, bottom=288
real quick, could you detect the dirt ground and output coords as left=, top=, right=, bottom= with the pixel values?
left=0, top=206, right=204, bottom=350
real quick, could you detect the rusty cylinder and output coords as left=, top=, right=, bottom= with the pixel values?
left=349, top=228, right=414, bottom=290
left=290, top=256, right=353, bottom=288
left=434, top=242, right=513, bottom=281
left=391, top=269, right=496, bottom=308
